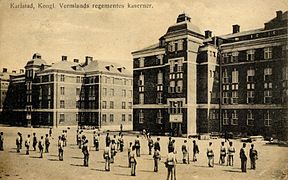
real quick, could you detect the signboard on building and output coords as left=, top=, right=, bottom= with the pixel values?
left=169, top=114, right=183, bottom=123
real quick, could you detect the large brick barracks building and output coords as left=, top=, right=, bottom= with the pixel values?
left=132, top=11, right=287, bottom=139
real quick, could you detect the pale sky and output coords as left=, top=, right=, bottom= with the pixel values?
left=0, top=0, right=287, bottom=72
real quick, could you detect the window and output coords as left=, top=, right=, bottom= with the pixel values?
left=222, top=92, right=229, bottom=104
left=231, top=110, right=238, bottom=125
left=246, top=50, right=255, bottom=61
left=170, top=59, right=183, bottom=73
left=177, top=40, right=184, bottom=51
left=264, top=111, right=272, bottom=126
left=76, top=88, right=80, bottom=96
left=264, top=90, right=272, bottom=103
left=156, top=92, right=163, bottom=104
left=247, top=83, right=255, bottom=90
left=247, top=91, right=255, bottom=104
left=168, top=101, right=183, bottom=114
left=60, top=100, right=65, bottom=108
left=60, top=87, right=65, bottom=95
left=247, top=110, right=254, bottom=126
left=128, top=114, right=132, bottom=121
left=139, top=93, right=144, bottom=104
left=169, top=81, right=175, bottom=93
left=102, top=114, right=107, bottom=123
left=232, top=52, right=239, bottom=62
left=122, top=102, right=126, bottom=109
left=222, top=69, right=229, bottom=84
left=128, top=90, right=132, bottom=97
left=39, top=87, right=42, bottom=100
left=60, top=74, right=65, bottom=82
left=122, top=89, right=126, bottom=97
left=264, top=82, right=273, bottom=89
left=139, top=110, right=144, bottom=123
left=122, top=114, right=126, bottom=122
left=139, top=74, right=144, bottom=86
left=223, top=110, right=229, bottom=125
left=109, top=114, right=114, bottom=122
left=283, top=67, right=288, bottom=80
left=232, top=69, right=238, bottom=83
left=264, top=68, right=272, bottom=81
left=59, top=114, right=65, bottom=123
left=103, top=88, right=107, bottom=96
left=231, top=91, right=238, bottom=104
left=110, top=101, right=114, bottom=109
left=156, top=110, right=163, bottom=124
left=247, top=69, right=255, bottom=82
left=139, top=58, right=144, bottom=67
left=264, top=47, right=272, bottom=59
left=176, top=80, right=183, bottom=93
left=102, top=101, right=107, bottom=109
left=76, top=76, right=80, bottom=83
left=157, top=72, right=163, bottom=85
left=124, top=102, right=130, bottom=109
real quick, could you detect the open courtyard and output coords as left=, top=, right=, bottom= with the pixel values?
left=0, top=126, right=287, bottom=180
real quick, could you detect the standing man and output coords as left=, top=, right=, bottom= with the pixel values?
left=25, top=134, right=31, bottom=155
left=147, top=135, right=154, bottom=155
left=32, top=133, right=38, bottom=151
left=103, top=145, right=111, bottom=171
left=49, top=128, right=52, bottom=138
left=93, top=131, right=99, bottom=151
left=154, top=137, right=161, bottom=152
left=192, top=140, right=199, bottom=162
left=181, top=140, right=188, bottom=164
left=130, top=146, right=137, bottom=176
left=58, top=136, right=64, bottom=161
left=167, top=137, right=173, bottom=152
left=128, top=142, right=133, bottom=167
left=45, top=134, right=50, bottom=153
left=119, top=134, right=124, bottom=152
left=105, top=133, right=111, bottom=147
left=38, top=136, right=44, bottom=158
left=153, top=148, right=161, bottom=172
left=16, top=132, right=21, bottom=153
left=249, top=144, right=258, bottom=170
left=19, top=133, right=23, bottom=150
left=120, top=124, right=123, bottom=135
left=134, top=135, right=141, bottom=157
left=219, top=141, right=226, bottom=165
left=0, top=132, right=4, bottom=151
left=227, top=141, right=235, bottom=166
left=110, top=140, right=117, bottom=163
left=240, top=143, right=247, bottom=172
left=206, top=142, right=214, bottom=167
left=165, top=149, right=177, bottom=180
left=82, top=139, right=89, bottom=167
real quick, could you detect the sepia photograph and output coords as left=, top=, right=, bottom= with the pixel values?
left=0, top=0, right=287, bottom=179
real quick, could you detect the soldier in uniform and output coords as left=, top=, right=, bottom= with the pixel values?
left=38, top=136, right=44, bottom=158
left=249, top=144, right=258, bottom=170
left=128, top=142, right=133, bottom=167
left=103, top=145, right=111, bottom=171
left=0, top=132, right=4, bottom=151
left=25, top=134, right=31, bottom=155
left=153, top=148, right=161, bottom=172
left=227, top=141, right=235, bottom=166
left=240, top=143, right=247, bottom=172
left=119, top=134, right=124, bottom=152
left=206, top=142, right=214, bottom=167
left=58, top=136, right=64, bottom=161
left=130, top=146, right=137, bottom=176
left=147, top=135, right=154, bottom=155
left=134, top=135, right=141, bottom=157
left=192, top=140, right=199, bottom=162
left=219, top=141, right=226, bottom=165
left=45, top=134, right=50, bottom=153
left=82, top=139, right=89, bottom=167
left=165, top=149, right=177, bottom=180
left=16, top=132, right=21, bottom=153
left=32, top=133, right=38, bottom=151
left=182, top=140, right=189, bottom=164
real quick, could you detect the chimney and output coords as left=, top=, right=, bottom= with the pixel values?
left=62, top=56, right=67, bottom=61
left=232, top=24, right=240, bottom=34
left=74, top=59, right=79, bottom=63
left=12, top=70, right=16, bottom=73
left=20, top=69, right=24, bottom=73
left=276, top=11, right=282, bottom=20
left=2, top=68, right=7, bottom=73
left=205, top=30, right=212, bottom=38
left=85, top=56, right=93, bottom=65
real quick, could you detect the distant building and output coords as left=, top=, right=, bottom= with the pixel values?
left=132, top=11, right=287, bottom=140
left=1, top=54, right=133, bottom=130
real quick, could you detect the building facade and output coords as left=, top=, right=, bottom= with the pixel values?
left=1, top=54, right=133, bottom=130
left=132, top=11, right=288, bottom=139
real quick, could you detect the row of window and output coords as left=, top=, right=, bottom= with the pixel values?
left=222, top=110, right=272, bottom=126
left=167, top=40, right=184, bottom=52
left=102, top=101, right=132, bottom=109
left=102, top=88, right=132, bottom=97
left=102, top=113, right=132, bottom=122
left=138, top=110, right=163, bottom=124
left=222, top=90, right=272, bottom=104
